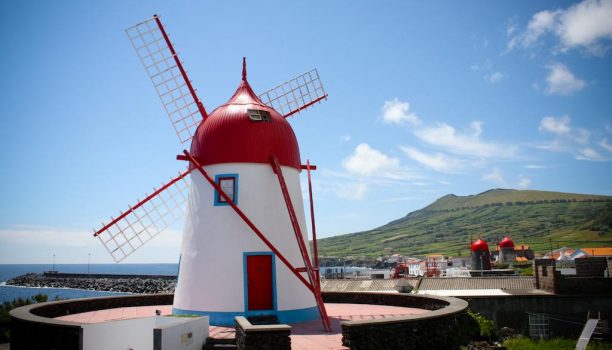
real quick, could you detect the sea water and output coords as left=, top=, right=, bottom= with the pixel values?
left=0, top=264, right=178, bottom=303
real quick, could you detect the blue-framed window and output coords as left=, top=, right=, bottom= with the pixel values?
left=214, top=173, right=239, bottom=206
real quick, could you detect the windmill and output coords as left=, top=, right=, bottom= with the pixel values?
left=92, top=15, right=331, bottom=330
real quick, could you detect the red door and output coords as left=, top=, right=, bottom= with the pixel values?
left=246, top=254, right=274, bottom=310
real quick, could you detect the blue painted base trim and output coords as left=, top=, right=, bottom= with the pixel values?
left=172, top=306, right=319, bottom=326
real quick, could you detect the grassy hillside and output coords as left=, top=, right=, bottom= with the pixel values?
left=317, top=189, right=612, bottom=258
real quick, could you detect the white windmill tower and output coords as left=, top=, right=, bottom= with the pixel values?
left=93, top=15, right=331, bottom=330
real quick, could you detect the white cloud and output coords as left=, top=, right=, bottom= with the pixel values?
left=342, top=143, right=400, bottom=176
left=507, top=9, right=559, bottom=50
left=472, top=60, right=504, bottom=84
left=0, top=227, right=93, bottom=248
left=525, top=164, right=549, bottom=169
left=337, top=183, right=367, bottom=200
left=573, top=128, right=591, bottom=144
left=558, top=0, right=612, bottom=53
left=322, top=144, right=420, bottom=201
left=517, top=177, right=532, bottom=189
left=470, top=121, right=483, bottom=137
left=414, top=122, right=516, bottom=158
left=545, top=63, right=586, bottom=95
left=483, top=168, right=506, bottom=185
left=539, top=115, right=571, bottom=135
left=538, top=115, right=590, bottom=146
left=381, top=98, right=421, bottom=126
left=0, top=226, right=181, bottom=263
left=576, top=147, right=608, bottom=161
left=341, top=143, right=419, bottom=183
left=487, top=72, right=505, bottom=83
left=340, top=135, right=351, bottom=142
left=600, top=138, right=612, bottom=152
left=527, top=10, right=560, bottom=45
left=400, top=146, right=463, bottom=173
left=508, top=0, right=612, bottom=55
left=506, top=20, right=517, bottom=37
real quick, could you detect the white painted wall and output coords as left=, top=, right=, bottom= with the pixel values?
left=174, top=163, right=316, bottom=314
left=82, top=316, right=208, bottom=350
left=83, top=317, right=155, bottom=350
left=409, top=264, right=423, bottom=276
left=156, top=316, right=209, bottom=350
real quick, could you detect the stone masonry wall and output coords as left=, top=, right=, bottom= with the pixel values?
left=234, top=317, right=291, bottom=350
left=533, top=259, right=557, bottom=293
left=575, top=257, right=609, bottom=277
left=322, top=292, right=471, bottom=350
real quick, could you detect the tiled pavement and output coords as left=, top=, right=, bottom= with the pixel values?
left=57, top=303, right=428, bottom=349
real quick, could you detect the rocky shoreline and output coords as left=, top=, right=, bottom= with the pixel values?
left=6, top=272, right=176, bottom=294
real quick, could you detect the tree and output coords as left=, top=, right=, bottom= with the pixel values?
left=0, top=294, right=48, bottom=342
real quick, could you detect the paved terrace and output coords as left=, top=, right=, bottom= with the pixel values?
left=57, top=303, right=429, bottom=349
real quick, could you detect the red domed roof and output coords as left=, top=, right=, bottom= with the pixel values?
left=471, top=238, right=489, bottom=252
left=499, top=236, right=515, bottom=248
left=190, top=62, right=301, bottom=170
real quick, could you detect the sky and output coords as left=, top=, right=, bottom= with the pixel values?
left=1, top=1, right=611, bottom=264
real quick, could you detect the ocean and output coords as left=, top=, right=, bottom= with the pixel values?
left=0, top=263, right=178, bottom=303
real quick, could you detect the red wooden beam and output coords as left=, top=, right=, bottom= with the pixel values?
left=306, top=160, right=320, bottom=284
left=282, top=95, right=328, bottom=119
left=181, top=150, right=314, bottom=294
left=300, top=164, right=317, bottom=170
left=93, top=169, right=192, bottom=237
left=269, top=155, right=331, bottom=331
left=154, top=15, right=208, bottom=119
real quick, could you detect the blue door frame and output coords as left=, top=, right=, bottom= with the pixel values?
left=243, top=251, right=277, bottom=315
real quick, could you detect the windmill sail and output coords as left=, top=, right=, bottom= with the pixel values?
left=259, top=69, right=328, bottom=118
left=125, top=15, right=207, bottom=144
left=94, top=170, right=191, bottom=262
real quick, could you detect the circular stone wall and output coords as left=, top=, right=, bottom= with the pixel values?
left=10, top=292, right=470, bottom=350
left=322, top=292, right=471, bottom=350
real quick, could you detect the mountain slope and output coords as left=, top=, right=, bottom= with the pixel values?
left=317, top=189, right=612, bottom=258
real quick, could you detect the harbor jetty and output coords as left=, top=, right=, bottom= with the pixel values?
left=6, top=271, right=176, bottom=294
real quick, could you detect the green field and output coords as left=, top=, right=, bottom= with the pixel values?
left=317, top=189, right=612, bottom=258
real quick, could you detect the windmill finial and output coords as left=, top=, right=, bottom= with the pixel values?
left=242, top=57, right=247, bottom=81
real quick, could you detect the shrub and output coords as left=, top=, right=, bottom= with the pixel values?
left=0, top=294, right=49, bottom=343
left=468, top=310, right=499, bottom=342
left=454, top=311, right=480, bottom=346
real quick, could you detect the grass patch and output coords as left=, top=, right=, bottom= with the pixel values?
left=504, top=337, right=612, bottom=350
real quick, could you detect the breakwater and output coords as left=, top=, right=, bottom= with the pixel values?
left=6, top=272, right=176, bottom=294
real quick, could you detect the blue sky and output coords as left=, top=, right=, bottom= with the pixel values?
left=1, top=1, right=611, bottom=263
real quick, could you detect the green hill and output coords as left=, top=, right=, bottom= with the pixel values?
left=317, top=189, right=612, bottom=258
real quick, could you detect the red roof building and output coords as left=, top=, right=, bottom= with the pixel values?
left=471, top=239, right=490, bottom=252
left=499, top=236, right=515, bottom=249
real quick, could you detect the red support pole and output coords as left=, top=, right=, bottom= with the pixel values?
left=181, top=150, right=314, bottom=294
left=306, top=160, right=320, bottom=284
left=154, top=15, right=208, bottom=119
left=270, top=155, right=331, bottom=332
